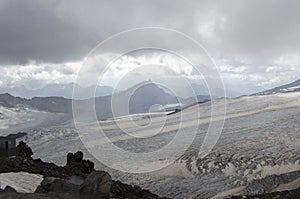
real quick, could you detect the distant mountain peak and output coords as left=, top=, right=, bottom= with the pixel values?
left=1, top=92, right=13, bottom=97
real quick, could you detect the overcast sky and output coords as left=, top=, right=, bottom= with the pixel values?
left=0, top=0, right=300, bottom=96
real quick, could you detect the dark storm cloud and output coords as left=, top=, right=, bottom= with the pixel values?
left=0, top=1, right=95, bottom=64
left=0, top=0, right=300, bottom=67
left=0, top=0, right=207, bottom=65
left=212, top=0, right=300, bottom=65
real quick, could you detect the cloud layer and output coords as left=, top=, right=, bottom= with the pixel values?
left=0, top=0, right=300, bottom=94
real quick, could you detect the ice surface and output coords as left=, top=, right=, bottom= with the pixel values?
left=0, top=92, right=299, bottom=198
left=0, top=172, right=43, bottom=193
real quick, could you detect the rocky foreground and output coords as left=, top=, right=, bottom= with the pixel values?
left=1, top=141, right=300, bottom=198
left=0, top=141, right=168, bottom=199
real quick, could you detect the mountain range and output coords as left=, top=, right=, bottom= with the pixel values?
left=0, top=83, right=114, bottom=99
left=253, top=78, right=300, bottom=95
left=0, top=78, right=300, bottom=198
left=1, top=78, right=299, bottom=120
left=0, top=81, right=180, bottom=120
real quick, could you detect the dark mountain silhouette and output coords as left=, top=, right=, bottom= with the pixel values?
left=125, top=81, right=178, bottom=114
left=0, top=81, right=179, bottom=120
left=0, top=93, right=29, bottom=108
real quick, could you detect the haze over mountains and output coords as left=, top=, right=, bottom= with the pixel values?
left=0, top=78, right=299, bottom=120
left=0, top=83, right=114, bottom=99
left=0, top=71, right=280, bottom=102
left=0, top=81, right=183, bottom=120
left=0, top=78, right=299, bottom=198
left=0, top=81, right=211, bottom=99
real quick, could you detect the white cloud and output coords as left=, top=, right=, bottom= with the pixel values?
left=219, top=65, right=247, bottom=73
left=0, top=48, right=299, bottom=97
left=273, top=54, right=300, bottom=66
left=0, top=62, right=81, bottom=89
left=77, top=50, right=197, bottom=87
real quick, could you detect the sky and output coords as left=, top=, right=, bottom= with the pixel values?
left=0, top=0, right=300, bottom=97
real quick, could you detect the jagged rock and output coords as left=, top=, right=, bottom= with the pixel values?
left=67, top=151, right=83, bottom=164
left=34, top=172, right=165, bottom=199
left=36, top=175, right=84, bottom=194
left=110, top=180, right=164, bottom=199
left=79, top=171, right=112, bottom=198
left=16, top=141, right=33, bottom=160
left=66, top=151, right=94, bottom=175
left=0, top=142, right=167, bottom=199
left=0, top=150, right=94, bottom=178
left=35, top=177, right=58, bottom=193
left=3, top=186, right=17, bottom=193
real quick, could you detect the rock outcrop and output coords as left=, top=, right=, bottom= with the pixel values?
left=16, top=141, right=33, bottom=160
left=66, top=151, right=95, bottom=175
left=0, top=141, right=167, bottom=199
left=79, top=171, right=111, bottom=198
left=0, top=186, right=17, bottom=193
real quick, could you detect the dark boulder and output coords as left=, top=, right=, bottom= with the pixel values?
left=65, top=151, right=94, bottom=175
left=35, top=177, right=58, bottom=193
left=67, top=151, right=83, bottom=164
left=111, top=180, right=163, bottom=199
left=79, top=171, right=112, bottom=198
left=16, top=141, right=33, bottom=160
left=36, top=176, right=84, bottom=197
left=3, top=186, right=17, bottom=193
left=0, top=142, right=168, bottom=199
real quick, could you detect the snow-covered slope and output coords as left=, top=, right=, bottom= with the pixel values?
left=0, top=172, right=43, bottom=193
left=254, top=78, right=300, bottom=95
left=1, top=92, right=300, bottom=198
left=0, top=105, right=71, bottom=136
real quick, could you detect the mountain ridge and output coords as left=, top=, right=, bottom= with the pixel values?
left=0, top=83, right=115, bottom=99
left=0, top=82, right=179, bottom=120
left=253, top=78, right=300, bottom=95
